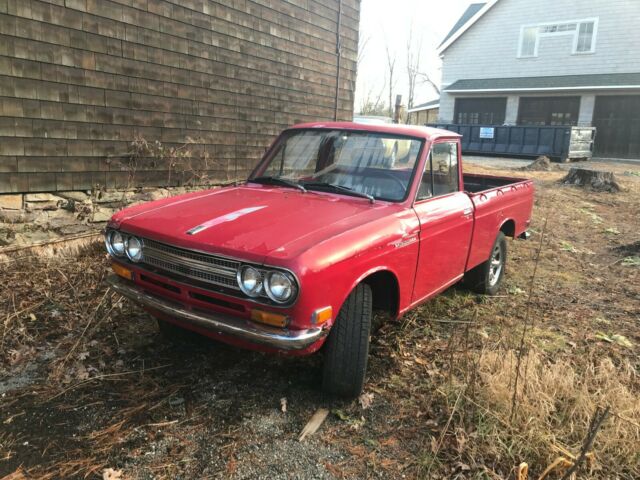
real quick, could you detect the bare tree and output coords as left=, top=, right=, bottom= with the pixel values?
left=406, top=23, right=423, bottom=110
left=417, top=71, right=441, bottom=96
left=358, top=79, right=387, bottom=116
left=357, top=34, right=370, bottom=71
left=384, top=42, right=397, bottom=118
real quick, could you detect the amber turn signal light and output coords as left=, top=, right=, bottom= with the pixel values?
left=111, top=262, right=133, bottom=280
left=311, top=306, right=332, bottom=325
left=250, top=309, right=288, bottom=328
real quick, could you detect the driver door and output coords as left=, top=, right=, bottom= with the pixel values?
left=411, top=141, right=474, bottom=302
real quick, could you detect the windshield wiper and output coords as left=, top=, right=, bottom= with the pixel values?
left=250, top=176, right=306, bottom=192
left=301, top=182, right=375, bottom=203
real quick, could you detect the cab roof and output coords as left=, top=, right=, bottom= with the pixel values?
left=288, top=121, right=461, bottom=141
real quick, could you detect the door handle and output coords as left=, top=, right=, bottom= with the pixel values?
left=462, top=207, right=473, bottom=218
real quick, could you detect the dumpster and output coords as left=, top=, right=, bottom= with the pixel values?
left=427, top=124, right=595, bottom=162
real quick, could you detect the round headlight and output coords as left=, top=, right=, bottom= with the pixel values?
left=125, top=235, right=143, bottom=262
left=265, top=271, right=295, bottom=303
left=237, top=266, right=263, bottom=297
left=106, top=230, right=126, bottom=257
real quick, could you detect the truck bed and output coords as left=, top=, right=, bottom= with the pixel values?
left=463, top=173, right=535, bottom=272
left=463, top=173, right=525, bottom=193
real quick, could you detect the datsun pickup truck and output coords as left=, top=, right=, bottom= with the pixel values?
left=105, top=122, right=534, bottom=397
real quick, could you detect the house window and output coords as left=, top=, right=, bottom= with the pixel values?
left=454, top=98, right=507, bottom=125
left=517, top=97, right=581, bottom=126
left=520, top=26, right=538, bottom=57
left=518, top=18, right=597, bottom=57
left=575, top=21, right=596, bottom=53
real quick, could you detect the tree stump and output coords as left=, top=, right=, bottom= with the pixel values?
left=561, top=167, right=621, bottom=192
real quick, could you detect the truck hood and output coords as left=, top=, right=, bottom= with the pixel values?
left=114, top=184, right=398, bottom=263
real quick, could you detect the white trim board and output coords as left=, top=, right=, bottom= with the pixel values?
left=446, top=85, right=640, bottom=93
left=407, top=104, right=440, bottom=113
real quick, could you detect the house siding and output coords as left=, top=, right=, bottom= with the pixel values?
left=0, top=0, right=359, bottom=193
left=439, top=0, right=640, bottom=123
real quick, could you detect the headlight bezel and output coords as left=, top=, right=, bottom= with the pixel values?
left=125, top=235, right=143, bottom=263
left=237, top=265, right=264, bottom=298
left=105, top=229, right=126, bottom=257
left=264, top=270, right=297, bottom=304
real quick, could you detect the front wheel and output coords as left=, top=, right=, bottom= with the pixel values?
left=464, top=232, right=507, bottom=295
left=322, top=283, right=372, bottom=398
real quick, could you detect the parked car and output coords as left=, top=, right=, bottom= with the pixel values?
left=105, top=122, right=534, bottom=397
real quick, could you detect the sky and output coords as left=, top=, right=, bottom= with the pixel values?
left=354, top=0, right=475, bottom=113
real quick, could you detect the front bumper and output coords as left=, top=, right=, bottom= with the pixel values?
left=106, top=275, right=325, bottom=350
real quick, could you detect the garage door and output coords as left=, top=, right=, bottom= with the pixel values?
left=593, top=95, right=640, bottom=158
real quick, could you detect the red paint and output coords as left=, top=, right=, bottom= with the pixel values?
left=108, top=122, right=534, bottom=355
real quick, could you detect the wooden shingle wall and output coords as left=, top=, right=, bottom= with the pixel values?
left=0, top=0, right=359, bottom=193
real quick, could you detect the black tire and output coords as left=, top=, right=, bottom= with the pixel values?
left=464, top=232, right=507, bottom=295
left=322, top=283, right=372, bottom=398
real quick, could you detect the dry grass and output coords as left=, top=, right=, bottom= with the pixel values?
left=476, top=350, right=640, bottom=474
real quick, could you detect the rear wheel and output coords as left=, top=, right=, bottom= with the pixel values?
left=464, top=232, right=507, bottom=295
left=322, top=283, right=372, bottom=398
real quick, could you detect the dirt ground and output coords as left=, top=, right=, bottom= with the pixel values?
left=1, top=160, right=639, bottom=479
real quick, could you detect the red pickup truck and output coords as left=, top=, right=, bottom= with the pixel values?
left=105, top=122, right=534, bottom=397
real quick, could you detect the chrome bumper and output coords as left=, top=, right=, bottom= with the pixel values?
left=518, top=230, right=531, bottom=240
left=106, top=275, right=325, bottom=350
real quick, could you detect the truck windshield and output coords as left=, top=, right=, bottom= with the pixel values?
left=250, top=129, right=424, bottom=202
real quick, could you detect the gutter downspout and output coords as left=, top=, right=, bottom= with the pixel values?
left=333, top=0, right=342, bottom=121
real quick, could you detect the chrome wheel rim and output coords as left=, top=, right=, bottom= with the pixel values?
left=488, top=244, right=503, bottom=287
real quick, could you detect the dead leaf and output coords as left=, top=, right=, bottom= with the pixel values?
left=280, top=397, right=287, bottom=413
left=102, top=468, right=123, bottom=480
left=298, top=408, right=329, bottom=441
left=358, top=392, right=374, bottom=409
left=75, top=363, right=89, bottom=381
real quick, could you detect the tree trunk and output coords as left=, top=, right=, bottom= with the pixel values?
left=561, top=168, right=621, bottom=192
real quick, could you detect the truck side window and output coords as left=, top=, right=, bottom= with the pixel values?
left=416, top=142, right=459, bottom=201
left=431, top=142, right=459, bottom=196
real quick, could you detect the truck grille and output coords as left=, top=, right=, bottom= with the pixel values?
left=141, top=238, right=240, bottom=291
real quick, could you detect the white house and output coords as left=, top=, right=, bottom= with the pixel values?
left=437, top=0, right=640, bottom=158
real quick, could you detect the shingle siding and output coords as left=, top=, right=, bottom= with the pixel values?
left=439, top=0, right=640, bottom=122
left=0, top=0, right=359, bottom=193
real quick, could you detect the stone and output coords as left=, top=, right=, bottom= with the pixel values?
left=0, top=210, right=36, bottom=223
left=0, top=194, right=23, bottom=210
left=91, top=208, right=115, bottom=223
left=147, top=188, right=170, bottom=201
left=95, top=191, right=130, bottom=204
left=57, top=191, right=90, bottom=202
left=59, top=224, right=92, bottom=235
left=47, top=210, right=78, bottom=230
left=24, top=193, right=64, bottom=202
left=25, top=200, right=60, bottom=211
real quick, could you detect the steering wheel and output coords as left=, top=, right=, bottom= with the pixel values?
left=372, top=170, right=407, bottom=190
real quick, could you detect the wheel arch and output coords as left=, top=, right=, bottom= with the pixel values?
left=500, top=218, right=516, bottom=238
left=346, top=267, right=401, bottom=319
